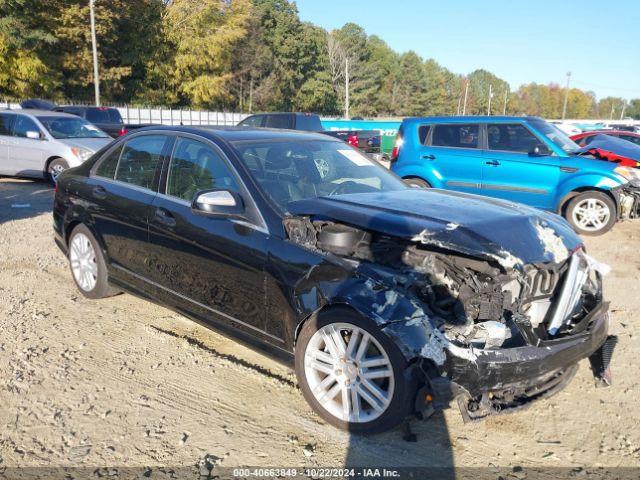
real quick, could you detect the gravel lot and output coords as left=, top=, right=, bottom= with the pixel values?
left=1, top=178, right=639, bottom=476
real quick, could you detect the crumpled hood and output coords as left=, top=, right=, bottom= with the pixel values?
left=59, top=137, right=112, bottom=152
left=288, top=189, right=582, bottom=268
left=574, top=134, right=640, bottom=163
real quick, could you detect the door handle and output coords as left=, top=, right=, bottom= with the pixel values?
left=92, top=186, right=107, bottom=199
left=485, top=160, right=501, bottom=166
left=422, top=154, right=436, bottom=160
left=154, top=207, right=176, bottom=227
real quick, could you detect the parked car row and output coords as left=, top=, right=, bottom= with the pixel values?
left=51, top=123, right=619, bottom=433
left=236, top=112, right=384, bottom=161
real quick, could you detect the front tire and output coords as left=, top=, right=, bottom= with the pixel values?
left=47, top=158, right=69, bottom=184
left=295, top=307, right=416, bottom=434
left=68, top=224, right=118, bottom=299
left=565, top=191, right=616, bottom=236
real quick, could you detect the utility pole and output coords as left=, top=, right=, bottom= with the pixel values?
left=620, top=101, right=627, bottom=120
left=487, top=84, right=493, bottom=116
left=561, top=71, right=571, bottom=120
left=89, top=0, right=100, bottom=106
left=462, top=80, right=469, bottom=116
left=503, top=89, right=508, bottom=115
left=344, top=57, right=350, bottom=119
left=610, top=103, right=615, bottom=120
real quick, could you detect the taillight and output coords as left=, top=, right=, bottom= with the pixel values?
left=347, top=133, right=359, bottom=148
left=390, top=131, right=404, bottom=163
left=118, top=127, right=128, bottom=137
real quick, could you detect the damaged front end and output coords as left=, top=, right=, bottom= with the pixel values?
left=285, top=211, right=615, bottom=423
left=616, top=182, right=640, bottom=220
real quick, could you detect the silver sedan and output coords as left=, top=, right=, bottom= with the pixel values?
left=0, top=109, right=113, bottom=182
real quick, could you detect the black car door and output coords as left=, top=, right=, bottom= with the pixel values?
left=88, top=133, right=172, bottom=290
left=146, top=134, right=273, bottom=344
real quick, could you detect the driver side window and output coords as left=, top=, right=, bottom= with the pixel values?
left=166, top=137, right=238, bottom=202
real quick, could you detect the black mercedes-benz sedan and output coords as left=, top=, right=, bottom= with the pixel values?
left=53, top=126, right=616, bottom=433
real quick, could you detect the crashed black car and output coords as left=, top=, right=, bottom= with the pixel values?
left=53, top=127, right=616, bottom=433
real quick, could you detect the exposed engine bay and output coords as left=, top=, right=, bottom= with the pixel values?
left=285, top=217, right=603, bottom=350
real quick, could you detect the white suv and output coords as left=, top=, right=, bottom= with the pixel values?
left=0, top=109, right=113, bottom=182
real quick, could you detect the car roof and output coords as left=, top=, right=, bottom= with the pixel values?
left=2, top=109, right=79, bottom=118
left=402, top=115, right=543, bottom=124
left=58, top=105, right=116, bottom=110
left=134, top=125, right=337, bottom=143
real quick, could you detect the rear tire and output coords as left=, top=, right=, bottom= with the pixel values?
left=68, top=224, right=119, bottom=299
left=403, top=177, right=431, bottom=189
left=565, top=191, right=616, bottom=236
left=47, top=158, right=69, bottom=184
left=295, top=306, right=416, bottom=434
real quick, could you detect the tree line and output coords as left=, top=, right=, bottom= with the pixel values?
left=1, top=0, right=638, bottom=119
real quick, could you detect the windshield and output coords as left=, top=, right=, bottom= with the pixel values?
left=37, top=116, right=110, bottom=139
left=233, top=139, right=406, bottom=211
left=529, top=119, right=579, bottom=154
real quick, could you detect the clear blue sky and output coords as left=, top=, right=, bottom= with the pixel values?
left=295, top=0, right=640, bottom=100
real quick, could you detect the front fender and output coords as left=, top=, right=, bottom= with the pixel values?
left=292, top=258, right=448, bottom=363
left=555, top=172, right=624, bottom=211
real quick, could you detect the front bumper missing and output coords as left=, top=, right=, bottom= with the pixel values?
left=413, top=304, right=615, bottom=422
left=619, top=184, right=640, bottom=220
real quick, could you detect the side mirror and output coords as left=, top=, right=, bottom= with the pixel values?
left=191, top=189, right=244, bottom=217
left=26, top=130, right=44, bottom=140
left=529, top=144, right=551, bottom=156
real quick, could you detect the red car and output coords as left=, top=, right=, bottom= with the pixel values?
left=570, top=130, right=640, bottom=168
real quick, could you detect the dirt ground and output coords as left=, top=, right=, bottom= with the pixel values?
left=1, top=178, right=639, bottom=476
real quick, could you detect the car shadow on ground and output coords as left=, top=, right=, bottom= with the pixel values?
left=0, top=177, right=54, bottom=225
left=344, top=413, right=455, bottom=475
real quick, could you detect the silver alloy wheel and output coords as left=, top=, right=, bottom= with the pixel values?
left=49, top=164, right=65, bottom=183
left=572, top=198, right=611, bottom=232
left=69, top=233, right=98, bottom=292
left=304, top=322, right=395, bottom=423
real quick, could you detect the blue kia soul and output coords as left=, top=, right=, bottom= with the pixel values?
left=390, top=116, right=640, bottom=236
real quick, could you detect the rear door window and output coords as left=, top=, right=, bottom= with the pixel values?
left=95, top=145, right=123, bottom=179
left=238, top=115, right=264, bottom=127
left=13, top=115, right=41, bottom=138
left=487, top=124, right=539, bottom=153
left=0, top=113, right=15, bottom=136
left=264, top=115, right=292, bottom=129
left=431, top=124, right=479, bottom=148
left=115, top=135, right=168, bottom=190
left=86, top=108, right=123, bottom=124
left=418, top=125, right=431, bottom=144
left=295, top=114, right=322, bottom=131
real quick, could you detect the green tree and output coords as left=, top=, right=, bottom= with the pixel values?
left=164, top=0, right=252, bottom=108
left=597, top=96, right=627, bottom=120
left=466, top=69, right=510, bottom=116
left=626, top=99, right=640, bottom=120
